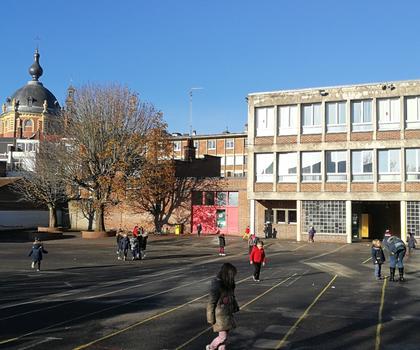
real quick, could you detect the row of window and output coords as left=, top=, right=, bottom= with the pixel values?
left=221, top=155, right=247, bottom=166
left=192, top=191, right=239, bottom=206
left=255, top=148, right=420, bottom=182
left=173, top=138, right=243, bottom=151
left=256, top=96, right=420, bottom=136
left=265, top=208, right=297, bottom=224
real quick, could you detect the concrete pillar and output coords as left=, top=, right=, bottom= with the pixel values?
left=400, top=200, right=407, bottom=242
left=346, top=200, right=352, bottom=244
left=297, top=200, right=302, bottom=241
left=250, top=199, right=256, bottom=235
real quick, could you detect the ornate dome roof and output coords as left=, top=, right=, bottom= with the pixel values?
left=3, top=49, right=60, bottom=115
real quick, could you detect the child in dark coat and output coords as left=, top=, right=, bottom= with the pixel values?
left=407, top=232, right=417, bottom=256
left=119, top=234, right=130, bottom=261
left=28, top=239, right=48, bottom=271
left=371, top=239, right=386, bottom=280
left=218, top=232, right=226, bottom=256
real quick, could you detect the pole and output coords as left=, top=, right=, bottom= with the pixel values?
left=188, top=87, right=204, bottom=136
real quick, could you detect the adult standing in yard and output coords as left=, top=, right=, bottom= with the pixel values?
left=383, top=231, right=407, bottom=282
left=206, top=263, right=240, bottom=350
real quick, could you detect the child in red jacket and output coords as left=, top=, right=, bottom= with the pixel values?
left=250, top=240, right=266, bottom=282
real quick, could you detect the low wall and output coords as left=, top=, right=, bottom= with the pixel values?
left=0, top=210, right=48, bottom=231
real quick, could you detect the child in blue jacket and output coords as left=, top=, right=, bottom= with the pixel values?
left=371, top=239, right=385, bottom=280
left=28, top=238, right=48, bottom=271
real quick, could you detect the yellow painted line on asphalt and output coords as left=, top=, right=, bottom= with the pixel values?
left=375, top=277, right=387, bottom=350
left=275, top=274, right=338, bottom=349
left=0, top=337, right=18, bottom=345
left=73, top=275, right=252, bottom=350
left=175, top=273, right=298, bottom=350
left=362, top=256, right=372, bottom=264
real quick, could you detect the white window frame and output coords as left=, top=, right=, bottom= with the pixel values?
left=302, top=103, right=322, bottom=134
left=406, top=148, right=420, bottom=181
left=377, top=98, right=400, bottom=130
left=326, top=101, right=346, bottom=133
left=225, top=139, right=234, bottom=149
left=173, top=141, right=181, bottom=151
left=351, top=100, right=373, bottom=132
left=278, top=105, right=298, bottom=135
left=255, top=107, right=275, bottom=136
left=255, top=153, right=274, bottom=183
left=207, top=140, right=216, bottom=150
left=378, top=149, right=401, bottom=182
left=326, top=151, right=347, bottom=182
left=225, top=156, right=234, bottom=166
left=351, top=150, right=373, bottom=182
left=301, top=151, right=322, bottom=182
left=406, top=96, right=420, bottom=129
left=278, top=152, right=297, bottom=183
left=235, top=155, right=244, bottom=165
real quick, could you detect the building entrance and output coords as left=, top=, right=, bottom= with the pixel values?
left=352, top=201, right=400, bottom=241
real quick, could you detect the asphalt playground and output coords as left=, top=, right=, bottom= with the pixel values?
left=0, top=232, right=419, bottom=350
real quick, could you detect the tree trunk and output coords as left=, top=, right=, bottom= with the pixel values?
left=48, top=205, right=57, bottom=228
left=154, top=215, right=162, bottom=234
left=95, top=205, right=106, bottom=232
left=87, top=213, right=94, bottom=231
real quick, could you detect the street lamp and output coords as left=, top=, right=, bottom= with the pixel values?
left=189, top=87, right=204, bottom=136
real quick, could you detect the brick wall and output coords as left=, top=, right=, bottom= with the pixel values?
left=404, top=130, right=420, bottom=139
left=300, top=134, right=322, bottom=143
left=276, top=183, right=297, bottom=192
left=351, top=183, right=374, bottom=192
left=255, top=183, right=273, bottom=192
left=376, top=131, right=400, bottom=140
left=406, top=183, right=420, bottom=192
left=300, top=183, right=322, bottom=192
left=350, top=132, right=373, bottom=141
left=235, top=138, right=245, bottom=153
left=302, top=233, right=347, bottom=243
left=254, top=137, right=273, bottom=145
left=377, top=183, right=401, bottom=192
left=276, top=135, right=297, bottom=144
left=273, top=223, right=296, bottom=240
left=325, top=183, right=347, bottom=192
left=325, top=133, right=346, bottom=142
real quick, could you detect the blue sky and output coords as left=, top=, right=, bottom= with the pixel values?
left=2, top=0, right=420, bottom=134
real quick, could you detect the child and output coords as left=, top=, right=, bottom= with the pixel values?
left=28, top=238, right=48, bottom=271
left=308, top=226, right=316, bottom=243
left=250, top=240, right=266, bottom=282
left=218, top=232, right=226, bottom=256
left=119, top=233, right=130, bottom=261
left=248, top=233, right=258, bottom=254
left=371, top=239, right=385, bottom=280
left=116, top=229, right=123, bottom=258
left=130, top=236, right=139, bottom=260
left=407, top=232, right=417, bottom=256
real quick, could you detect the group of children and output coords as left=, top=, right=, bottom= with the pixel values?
left=371, top=230, right=417, bottom=282
left=116, top=226, right=148, bottom=261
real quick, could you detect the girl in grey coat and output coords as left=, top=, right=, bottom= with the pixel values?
left=206, top=263, right=239, bottom=350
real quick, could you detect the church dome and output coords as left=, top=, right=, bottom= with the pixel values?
left=3, top=49, right=60, bottom=115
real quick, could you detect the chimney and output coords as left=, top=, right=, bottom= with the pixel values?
left=183, top=138, right=196, bottom=161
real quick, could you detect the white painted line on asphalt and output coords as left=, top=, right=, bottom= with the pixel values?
left=301, top=245, right=348, bottom=262
left=305, top=262, right=359, bottom=278
left=362, top=256, right=372, bottom=264
left=16, top=337, right=62, bottom=350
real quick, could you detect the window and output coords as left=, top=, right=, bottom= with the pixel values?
left=228, top=192, right=238, bottom=206
left=207, top=140, right=216, bottom=150
left=233, top=171, right=245, bottom=177
left=378, top=149, right=400, bottom=181
left=301, top=152, right=321, bottom=182
left=302, top=103, right=322, bottom=134
left=226, top=171, right=233, bottom=177
left=326, top=151, right=347, bottom=181
left=235, top=155, right=244, bottom=165
left=264, top=209, right=274, bottom=223
left=288, top=210, right=297, bottom=224
left=220, top=157, right=226, bottom=165
left=278, top=105, right=298, bottom=135
left=193, top=140, right=199, bottom=156
left=352, top=150, right=373, bottom=181
left=24, top=119, right=33, bottom=130
left=216, top=192, right=227, bottom=206
left=192, top=192, right=203, bottom=205
left=204, top=192, right=215, bottom=205
left=255, top=153, right=274, bottom=182
left=173, top=141, right=181, bottom=151
left=225, top=139, right=234, bottom=149
left=378, top=98, right=400, bottom=130
left=256, top=107, right=275, bottom=136
left=351, top=100, right=372, bottom=131
left=244, top=155, right=248, bottom=164
left=225, top=156, right=234, bottom=166
left=406, top=149, right=420, bottom=181
left=276, top=210, right=286, bottom=223
left=326, top=101, right=346, bottom=133
left=406, top=96, right=420, bottom=128
left=278, top=152, right=297, bottom=182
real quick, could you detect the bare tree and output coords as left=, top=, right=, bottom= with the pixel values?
left=12, top=142, right=68, bottom=228
left=60, top=84, right=164, bottom=232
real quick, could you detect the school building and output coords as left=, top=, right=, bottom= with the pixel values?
left=247, top=80, right=420, bottom=243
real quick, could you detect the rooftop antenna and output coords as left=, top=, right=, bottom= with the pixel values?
left=34, top=35, right=41, bottom=50
left=189, top=87, right=204, bottom=136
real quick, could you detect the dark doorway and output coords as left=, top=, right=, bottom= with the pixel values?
left=352, top=201, right=400, bottom=240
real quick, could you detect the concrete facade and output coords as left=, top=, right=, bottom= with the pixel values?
left=248, top=80, right=420, bottom=242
